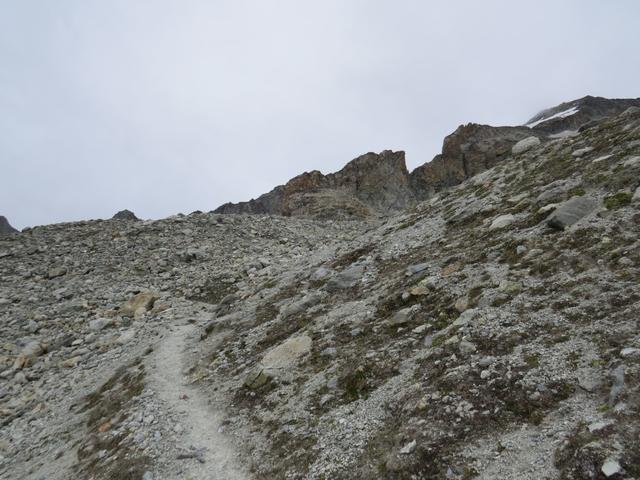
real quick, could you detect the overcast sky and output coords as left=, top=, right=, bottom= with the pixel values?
left=1, top=1, right=639, bottom=229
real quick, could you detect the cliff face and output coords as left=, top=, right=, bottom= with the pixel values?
left=409, top=124, right=533, bottom=200
left=215, top=150, right=415, bottom=218
left=215, top=96, right=640, bottom=218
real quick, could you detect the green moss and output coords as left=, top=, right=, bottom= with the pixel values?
left=566, top=186, right=586, bottom=198
left=524, top=353, right=540, bottom=368
left=603, top=191, right=633, bottom=209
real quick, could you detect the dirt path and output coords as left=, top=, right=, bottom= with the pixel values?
left=149, top=323, right=249, bottom=480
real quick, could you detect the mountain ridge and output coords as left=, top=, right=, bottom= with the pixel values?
left=215, top=95, right=640, bottom=218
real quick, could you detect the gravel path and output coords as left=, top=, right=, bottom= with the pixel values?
left=150, top=323, right=249, bottom=480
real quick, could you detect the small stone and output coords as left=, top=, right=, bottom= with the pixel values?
left=389, top=307, right=412, bottom=326
left=489, top=214, right=515, bottom=231
left=399, top=439, right=417, bottom=454
left=623, top=155, right=640, bottom=167
left=499, top=281, right=521, bottom=294
left=588, top=420, right=613, bottom=433
left=621, top=347, right=639, bottom=358
left=454, top=297, right=468, bottom=313
left=325, top=265, right=364, bottom=291
left=572, top=146, right=593, bottom=157
left=406, top=263, right=428, bottom=276
left=14, top=341, right=44, bottom=369
left=601, top=458, right=622, bottom=477
left=310, top=266, right=332, bottom=282
left=412, top=325, right=427, bottom=334
left=120, top=292, right=158, bottom=318
left=480, top=369, right=491, bottom=380
left=88, top=318, right=112, bottom=332
left=62, top=356, right=81, bottom=368
left=459, top=340, right=477, bottom=356
left=142, top=471, right=154, bottom=480
left=244, top=369, right=273, bottom=390
left=409, top=285, right=429, bottom=296
left=47, top=267, right=67, bottom=279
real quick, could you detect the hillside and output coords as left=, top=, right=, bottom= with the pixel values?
left=1, top=98, right=640, bottom=480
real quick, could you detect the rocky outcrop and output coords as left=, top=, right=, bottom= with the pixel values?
left=0, top=216, right=18, bottom=235
left=409, top=123, right=533, bottom=200
left=216, top=96, right=640, bottom=218
left=112, top=209, right=140, bottom=221
left=526, top=95, right=640, bottom=135
left=216, top=126, right=533, bottom=215
left=215, top=150, right=415, bottom=218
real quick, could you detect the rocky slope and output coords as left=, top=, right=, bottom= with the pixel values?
left=1, top=98, right=640, bottom=480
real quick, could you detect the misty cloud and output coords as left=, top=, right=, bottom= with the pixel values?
left=1, top=0, right=639, bottom=228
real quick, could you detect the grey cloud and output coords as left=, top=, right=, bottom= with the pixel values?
left=1, top=0, right=639, bottom=228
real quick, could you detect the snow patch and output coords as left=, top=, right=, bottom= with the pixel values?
left=526, top=106, right=580, bottom=128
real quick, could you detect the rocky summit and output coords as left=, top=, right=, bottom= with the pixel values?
left=0, top=216, right=18, bottom=235
left=1, top=96, right=640, bottom=480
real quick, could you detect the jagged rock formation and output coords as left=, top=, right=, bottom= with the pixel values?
left=217, top=96, right=640, bottom=218
left=0, top=216, right=18, bottom=235
left=409, top=124, right=533, bottom=200
left=112, top=209, right=140, bottom=221
left=215, top=150, right=415, bottom=219
left=1, top=97, right=640, bottom=480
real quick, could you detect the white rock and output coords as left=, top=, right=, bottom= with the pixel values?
left=601, top=459, right=621, bottom=477
left=620, top=347, right=639, bottom=358
left=399, top=439, right=417, bottom=454
left=512, top=136, right=540, bottom=155
left=489, top=214, right=515, bottom=231
left=588, top=420, right=613, bottom=433
left=572, top=147, right=593, bottom=157
left=623, top=155, right=640, bottom=167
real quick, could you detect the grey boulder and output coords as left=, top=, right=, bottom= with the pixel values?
left=546, top=196, right=598, bottom=230
left=325, top=265, right=365, bottom=291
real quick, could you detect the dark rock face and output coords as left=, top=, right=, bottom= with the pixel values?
left=409, top=123, right=533, bottom=200
left=0, top=216, right=18, bottom=235
left=526, top=95, right=640, bottom=135
left=216, top=96, right=640, bottom=218
left=112, top=210, right=140, bottom=221
left=215, top=150, right=415, bottom=219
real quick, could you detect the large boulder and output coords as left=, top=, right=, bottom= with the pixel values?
left=112, top=209, right=139, bottom=221
left=0, top=216, right=18, bottom=235
left=511, top=136, right=541, bottom=155
left=546, top=196, right=599, bottom=230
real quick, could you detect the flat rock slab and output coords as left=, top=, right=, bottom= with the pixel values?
left=546, top=196, right=598, bottom=230
left=261, top=335, right=312, bottom=371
